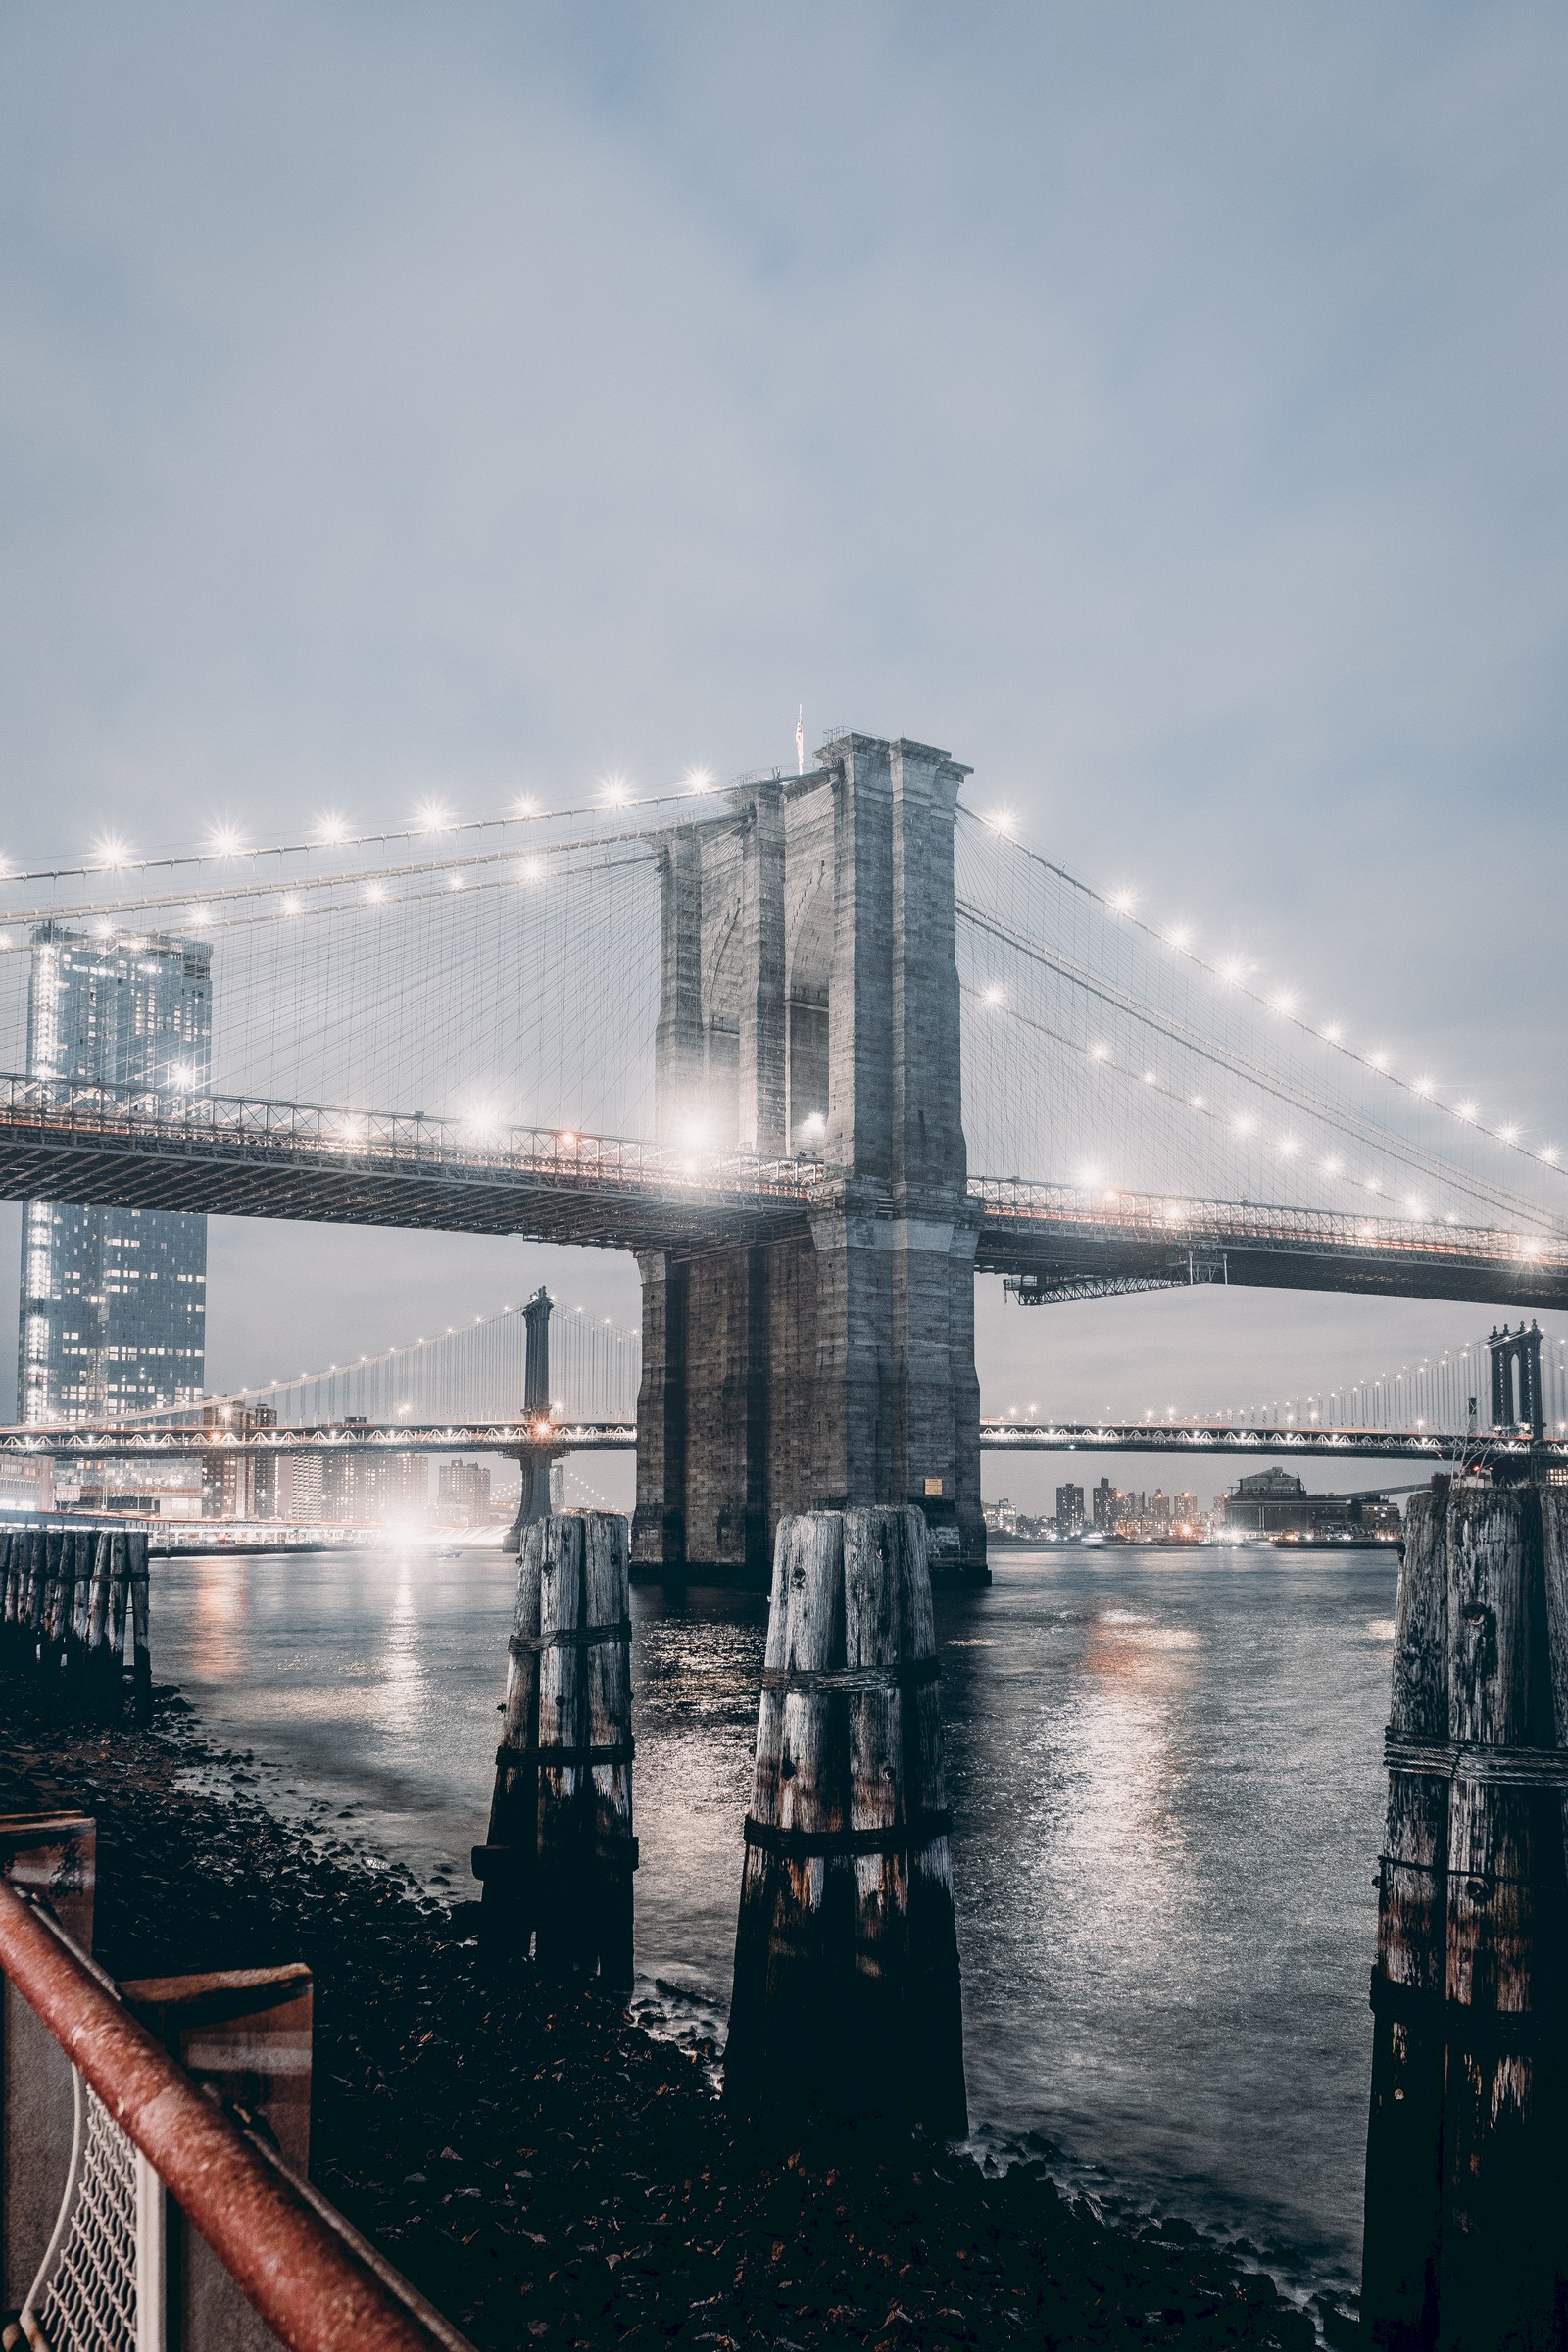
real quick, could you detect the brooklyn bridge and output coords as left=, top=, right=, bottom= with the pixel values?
left=3, top=728, right=1564, bottom=1575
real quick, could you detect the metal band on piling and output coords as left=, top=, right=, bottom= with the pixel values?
left=759, top=1657, right=941, bottom=1695
left=1384, top=1732, right=1568, bottom=1788
left=508, top=1621, right=632, bottom=1657
left=743, top=1809, right=954, bottom=1859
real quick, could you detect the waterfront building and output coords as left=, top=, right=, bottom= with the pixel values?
left=200, top=1404, right=278, bottom=1519
left=1054, top=1482, right=1086, bottom=1537
left=17, top=924, right=211, bottom=1423
left=1092, top=1476, right=1117, bottom=1533
left=1214, top=1467, right=1401, bottom=1541
left=438, top=1459, right=493, bottom=1526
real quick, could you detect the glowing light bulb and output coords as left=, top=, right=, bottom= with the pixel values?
left=601, top=775, right=631, bottom=808
left=316, top=811, right=349, bottom=845
left=1544, top=1145, right=1560, bottom=1164
left=188, top=905, right=212, bottom=929
left=1456, top=1100, right=1477, bottom=1122
left=1368, top=1049, right=1389, bottom=1071
left=682, top=766, right=715, bottom=794
left=1500, top=1123, right=1520, bottom=1144
left=513, top=794, right=539, bottom=817
left=1219, top=956, right=1247, bottom=984
left=1189, top=1094, right=1205, bottom=1110
left=1107, top=887, right=1138, bottom=916
left=415, top=798, right=453, bottom=834
left=982, top=806, right=1017, bottom=838
left=1322, top=1021, right=1344, bottom=1044
left=1233, top=1114, right=1255, bottom=1137
left=1270, top=990, right=1298, bottom=1015
left=281, top=893, right=303, bottom=916
left=1164, top=923, right=1193, bottom=951
left=1089, top=1043, right=1109, bottom=1063
left=1412, top=1074, right=1434, bottom=1098
left=92, top=833, right=131, bottom=870
left=1142, top=1070, right=1157, bottom=1086
left=207, top=823, right=245, bottom=858
left=364, top=881, right=386, bottom=906
left=446, top=872, right=465, bottom=892
left=982, top=984, right=1005, bottom=1008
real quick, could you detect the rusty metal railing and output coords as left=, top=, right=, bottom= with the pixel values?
left=0, top=1867, right=473, bottom=2352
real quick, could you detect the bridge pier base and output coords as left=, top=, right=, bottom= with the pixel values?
left=631, top=1220, right=986, bottom=1586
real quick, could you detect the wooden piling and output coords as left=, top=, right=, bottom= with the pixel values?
left=0, top=1535, right=14, bottom=1671
left=472, top=1512, right=636, bottom=1988
left=724, top=1505, right=966, bottom=2137
left=108, top=1532, right=130, bottom=1710
left=1437, top=1483, right=1567, bottom=2348
left=20, top=1534, right=45, bottom=1675
left=128, top=1531, right=152, bottom=1724
left=1362, top=1484, right=1450, bottom=2349
left=1363, top=1477, right=1568, bottom=2351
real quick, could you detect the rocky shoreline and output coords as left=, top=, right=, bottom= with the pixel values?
left=0, top=1691, right=1347, bottom=2350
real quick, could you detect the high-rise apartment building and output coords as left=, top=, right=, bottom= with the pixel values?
left=17, top=924, right=212, bottom=1423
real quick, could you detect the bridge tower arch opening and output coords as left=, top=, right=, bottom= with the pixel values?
left=634, top=733, right=987, bottom=1583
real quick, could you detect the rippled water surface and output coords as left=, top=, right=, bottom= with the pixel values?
left=151, top=1543, right=1398, bottom=2295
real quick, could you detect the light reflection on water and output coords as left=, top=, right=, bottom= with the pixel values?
left=151, top=1543, right=1396, bottom=2296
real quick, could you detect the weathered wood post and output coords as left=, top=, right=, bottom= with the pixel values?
left=1363, top=1477, right=1568, bottom=2351
left=82, top=1533, right=116, bottom=1717
left=20, top=1532, right=45, bottom=1677
left=0, top=1534, right=15, bottom=1671
left=128, top=1530, right=153, bottom=1723
left=472, top=1511, right=636, bottom=1989
left=1363, top=1484, right=1450, bottom=2347
left=108, top=1531, right=131, bottom=1714
left=724, top=1505, right=966, bottom=2136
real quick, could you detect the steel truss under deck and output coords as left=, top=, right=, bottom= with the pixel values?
left=0, top=1076, right=1563, bottom=1307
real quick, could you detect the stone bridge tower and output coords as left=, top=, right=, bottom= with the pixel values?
left=632, top=730, right=986, bottom=1582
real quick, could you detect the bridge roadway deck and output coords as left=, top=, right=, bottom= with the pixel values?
left=4, top=1417, right=1562, bottom=1472
left=0, top=1078, right=1564, bottom=1307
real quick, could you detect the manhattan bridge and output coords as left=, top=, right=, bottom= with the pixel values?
left=1, top=728, right=1564, bottom=1578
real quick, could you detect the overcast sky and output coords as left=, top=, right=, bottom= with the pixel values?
left=2, top=4, right=1565, bottom=1496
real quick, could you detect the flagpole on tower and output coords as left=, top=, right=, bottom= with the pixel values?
left=796, top=705, right=805, bottom=776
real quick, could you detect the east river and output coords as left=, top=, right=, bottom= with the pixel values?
left=152, top=1543, right=1398, bottom=2304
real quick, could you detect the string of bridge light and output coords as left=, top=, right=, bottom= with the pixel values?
left=957, top=906, right=1553, bottom=1231
left=0, top=819, right=662, bottom=944
left=964, top=805, right=1564, bottom=1181
left=0, top=767, right=738, bottom=897
left=1217, top=1331, right=1568, bottom=1437
left=959, top=975, right=1483, bottom=1226
left=161, top=1298, right=641, bottom=1423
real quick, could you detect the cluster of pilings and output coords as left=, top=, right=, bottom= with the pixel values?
left=0, top=1528, right=151, bottom=1723
left=1363, top=1473, right=1568, bottom=2349
left=474, top=1501, right=967, bottom=2135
